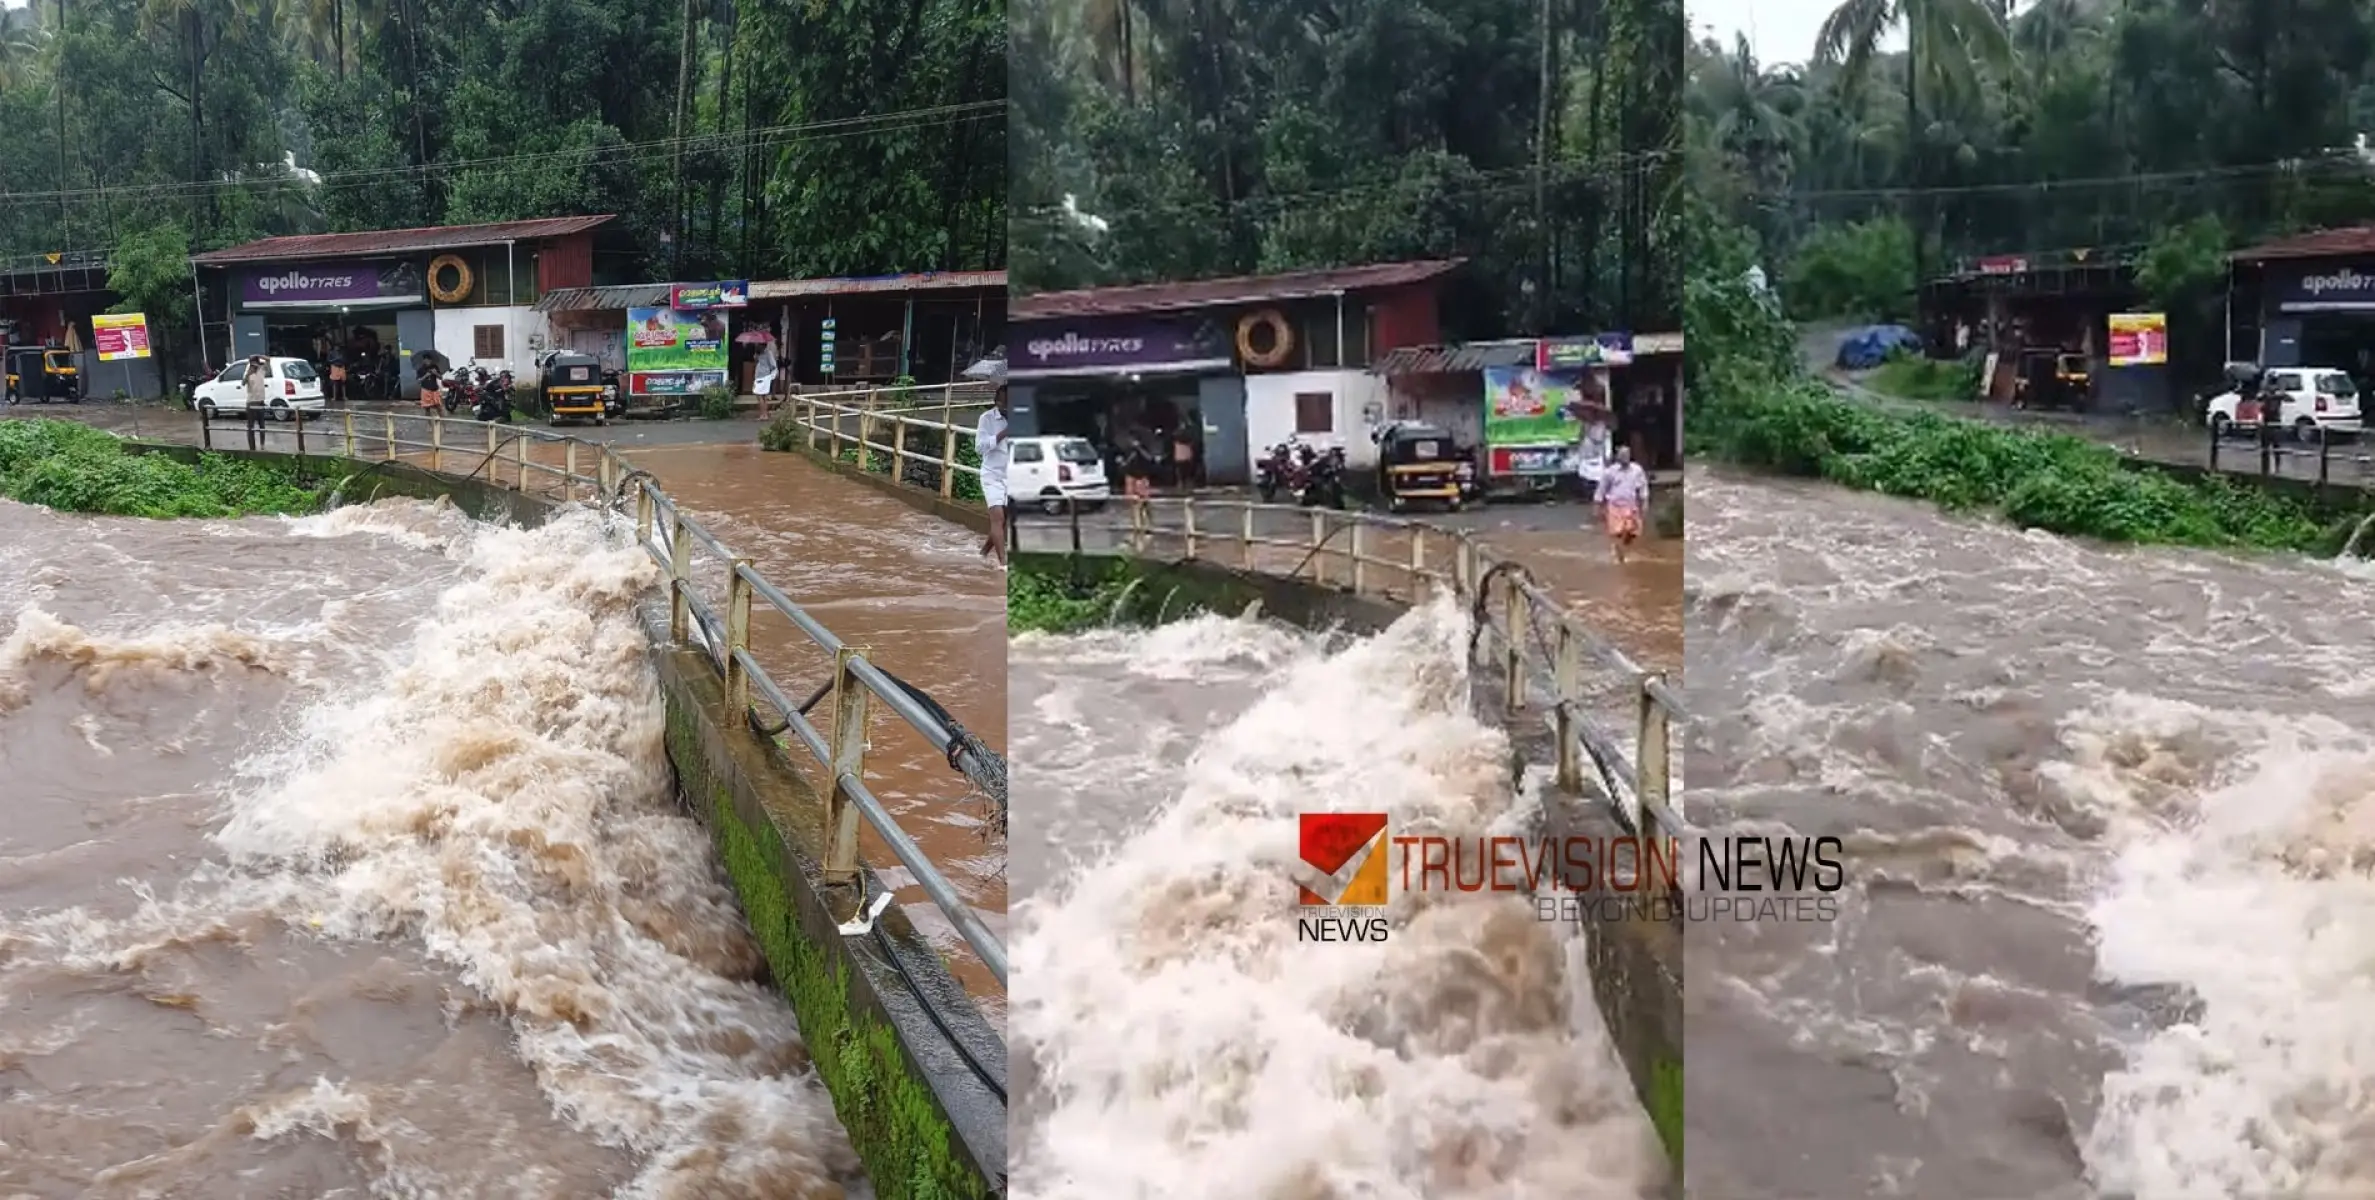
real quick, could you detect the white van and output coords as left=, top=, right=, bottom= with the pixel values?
left=193, top=357, right=327, bottom=420
left=1007, top=435, right=1111, bottom=513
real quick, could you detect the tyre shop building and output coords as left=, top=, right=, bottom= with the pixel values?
left=1004, top=259, right=1461, bottom=485
left=2230, top=225, right=2375, bottom=376
left=189, top=215, right=620, bottom=397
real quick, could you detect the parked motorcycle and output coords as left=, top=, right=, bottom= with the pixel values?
left=441, top=366, right=474, bottom=414
left=1255, top=441, right=1298, bottom=503
left=477, top=367, right=516, bottom=422
left=1299, top=444, right=1348, bottom=509
left=178, top=371, right=210, bottom=411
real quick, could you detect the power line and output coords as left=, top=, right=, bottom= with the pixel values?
left=1759, top=152, right=2373, bottom=203
left=1011, top=150, right=1680, bottom=228
left=0, top=101, right=1005, bottom=210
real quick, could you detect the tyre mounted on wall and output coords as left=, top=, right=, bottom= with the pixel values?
left=1237, top=309, right=1295, bottom=369
left=428, top=255, right=474, bottom=304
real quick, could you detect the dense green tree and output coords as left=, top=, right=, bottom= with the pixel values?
left=0, top=0, right=1001, bottom=290
left=1691, top=0, right=2375, bottom=325
left=1013, top=0, right=1683, bottom=338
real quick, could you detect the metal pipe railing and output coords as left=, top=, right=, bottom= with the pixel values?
left=1023, top=495, right=1688, bottom=843
left=189, top=404, right=1010, bottom=985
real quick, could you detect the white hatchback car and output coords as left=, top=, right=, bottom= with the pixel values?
left=193, top=357, right=327, bottom=421
left=1007, top=435, right=1111, bottom=514
left=2207, top=366, right=2363, bottom=441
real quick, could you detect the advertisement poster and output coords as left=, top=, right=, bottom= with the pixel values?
left=1537, top=333, right=1633, bottom=371
left=671, top=281, right=750, bottom=310
left=1482, top=366, right=1585, bottom=475
left=626, top=306, right=730, bottom=393
left=92, top=313, right=151, bottom=361
left=2107, top=313, right=2167, bottom=367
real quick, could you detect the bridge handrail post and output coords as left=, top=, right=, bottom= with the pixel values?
left=1350, top=519, right=1368, bottom=594
left=382, top=413, right=395, bottom=461
left=342, top=411, right=356, bottom=458
left=1637, top=675, right=1672, bottom=833
left=1307, top=510, right=1325, bottom=583
left=635, top=478, right=654, bottom=546
left=825, top=646, right=871, bottom=882
left=295, top=410, right=307, bottom=455
left=668, top=510, right=692, bottom=644
left=725, top=560, right=754, bottom=714
left=1240, top=503, right=1255, bottom=570
left=1129, top=496, right=1149, bottom=555
left=1503, top=577, right=1524, bottom=715
left=565, top=441, right=579, bottom=500
left=940, top=387, right=958, bottom=499
left=1408, top=527, right=1427, bottom=595
left=515, top=433, right=529, bottom=492
left=1554, top=624, right=1583, bottom=793
left=1181, top=496, right=1199, bottom=559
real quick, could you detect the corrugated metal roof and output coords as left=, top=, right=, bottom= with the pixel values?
left=2232, top=225, right=2375, bottom=262
left=1370, top=339, right=1537, bottom=375
left=1012, top=259, right=1464, bottom=320
left=191, top=215, right=616, bottom=265
left=534, top=284, right=670, bottom=313
left=748, top=270, right=1006, bottom=299
left=536, top=271, right=1008, bottom=312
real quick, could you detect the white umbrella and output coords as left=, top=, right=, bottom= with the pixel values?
left=962, top=354, right=1005, bottom=381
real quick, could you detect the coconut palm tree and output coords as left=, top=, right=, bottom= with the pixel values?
left=1815, top=0, right=2012, bottom=280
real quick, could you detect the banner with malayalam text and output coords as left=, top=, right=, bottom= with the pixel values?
left=2107, top=313, right=2167, bottom=367
left=92, top=312, right=151, bottom=361
left=626, top=306, right=730, bottom=394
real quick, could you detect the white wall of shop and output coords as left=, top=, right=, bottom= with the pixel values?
left=430, top=305, right=544, bottom=379
left=1244, top=369, right=1390, bottom=469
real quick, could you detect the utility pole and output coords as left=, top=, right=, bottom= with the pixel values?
left=1534, top=0, right=1552, bottom=334
left=55, top=0, right=68, bottom=249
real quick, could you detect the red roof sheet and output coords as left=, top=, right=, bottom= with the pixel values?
left=749, top=270, right=1007, bottom=300
left=191, top=215, right=617, bottom=265
left=1011, top=259, right=1463, bottom=320
left=2231, top=225, right=2375, bottom=262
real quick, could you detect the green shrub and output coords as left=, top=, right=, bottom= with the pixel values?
left=1865, top=350, right=1983, bottom=402
left=0, top=419, right=323, bottom=517
left=697, top=383, right=737, bottom=420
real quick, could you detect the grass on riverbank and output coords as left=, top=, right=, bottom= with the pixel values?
left=0, top=419, right=325, bottom=518
left=1691, top=382, right=2355, bottom=554
left=1008, top=567, right=1154, bottom=634
left=1865, top=352, right=1981, bottom=403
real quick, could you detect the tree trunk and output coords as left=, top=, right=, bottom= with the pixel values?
left=708, top=21, right=734, bottom=260
left=334, top=0, right=345, bottom=81
left=1533, top=0, right=1551, bottom=334
left=1906, top=33, right=1926, bottom=306
left=672, top=0, right=699, bottom=277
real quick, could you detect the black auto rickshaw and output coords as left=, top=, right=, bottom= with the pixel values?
left=1374, top=421, right=1468, bottom=512
left=539, top=351, right=610, bottom=425
left=2011, top=348, right=2083, bottom=410
left=4, top=347, right=81, bottom=404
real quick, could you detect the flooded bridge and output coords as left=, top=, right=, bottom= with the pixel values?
left=0, top=404, right=1006, bottom=1198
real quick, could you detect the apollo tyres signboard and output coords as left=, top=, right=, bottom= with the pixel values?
left=2267, top=262, right=2375, bottom=313
left=239, top=261, right=425, bottom=308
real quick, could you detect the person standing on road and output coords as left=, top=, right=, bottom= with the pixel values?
left=416, top=354, right=444, bottom=415
left=241, top=356, right=271, bottom=440
left=1594, top=444, right=1649, bottom=565
left=976, top=384, right=1012, bottom=567
left=327, top=351, right=347, bottom=405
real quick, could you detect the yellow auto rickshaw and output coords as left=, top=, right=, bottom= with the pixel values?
left=4, top=347, right=80, bottom=404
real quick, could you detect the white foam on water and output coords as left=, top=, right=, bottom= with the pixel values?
left=202, top=504, right=864, bottom=1199
left=2063, top=694, right=2375, bottom=1198
left=1012, top=594, right=1666, bottom=1199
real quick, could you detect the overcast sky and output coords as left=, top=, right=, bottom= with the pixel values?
left=1691, top=0, right=1903, bottom=66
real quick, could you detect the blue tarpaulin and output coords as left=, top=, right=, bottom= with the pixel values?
left=1836, top=325, right=1922, bottom=370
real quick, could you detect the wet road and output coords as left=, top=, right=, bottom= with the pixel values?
left=1686, top=465, right=2375, bottom=1200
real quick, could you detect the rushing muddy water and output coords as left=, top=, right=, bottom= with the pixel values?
left=0, top=497, right=863, bottom=1198
left=626, top=444, right=1009, bottom=1007
left=1686, top=469, right=2375, bottom=1200
left=1006, top=598, right=1668, bottom=1199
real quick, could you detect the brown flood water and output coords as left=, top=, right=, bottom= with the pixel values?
left=0, top=437, right=1000, bottom=1197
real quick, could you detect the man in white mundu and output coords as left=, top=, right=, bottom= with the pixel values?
left=975, top=384, right=1011, bottom=567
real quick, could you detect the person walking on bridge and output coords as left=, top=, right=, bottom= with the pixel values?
left=1594, top=444, right=1649, bottom=565
left=976, top=383, right=1012, bottom=567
